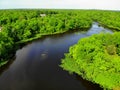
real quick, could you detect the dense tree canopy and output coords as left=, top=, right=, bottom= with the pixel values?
left=0, top=9, right=93, bottom=64
left=61, top=32, right=120, bottom=89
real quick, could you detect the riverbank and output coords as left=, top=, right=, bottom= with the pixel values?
left=16, top=30, right=68, bottom=44
left=97, top=21, right=120, bottom=31
left=0, top=61, right=8, bottom=67
left=16, top=27, right=90, bottom=44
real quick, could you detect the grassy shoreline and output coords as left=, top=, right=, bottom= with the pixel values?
left=16, top=30, right=68, bottom=44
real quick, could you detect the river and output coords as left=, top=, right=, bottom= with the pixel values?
left=0, top=22, right=112, bottom=90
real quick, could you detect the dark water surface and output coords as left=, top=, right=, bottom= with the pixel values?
left=0, top=22, right=112, bottom=90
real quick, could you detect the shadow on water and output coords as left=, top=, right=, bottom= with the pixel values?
left=0, top=57, right=15, bottom=75
left=0, top=22, right=112, bottom=90
left=75, top=74, right=103, bottom=90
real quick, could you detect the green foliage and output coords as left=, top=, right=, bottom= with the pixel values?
left=0, top=31, right=14, bottom=60
left=0, top=9, right=120, bottom=76
left=0, top=9, right=93, bottom=64
left=89, top=10, right=120, bottom=30
left=61, top=32, right=120, bottom=90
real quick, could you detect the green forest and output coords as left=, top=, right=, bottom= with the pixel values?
left=0, top=9, right=120, bottom=90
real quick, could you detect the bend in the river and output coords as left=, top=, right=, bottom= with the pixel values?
left=0, top=22, right=113, bottom=90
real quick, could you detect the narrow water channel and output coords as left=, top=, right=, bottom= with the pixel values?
left=0, top=22, right=112, bottom=90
